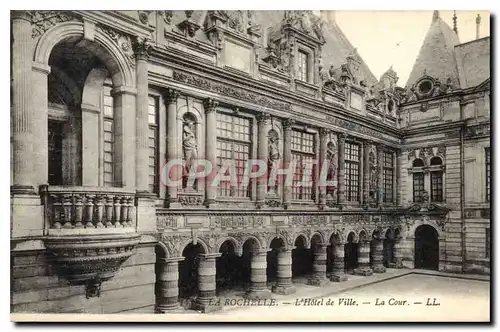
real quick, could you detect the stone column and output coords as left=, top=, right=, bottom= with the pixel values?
left=282, top=119, right=294, bottom=209
left=112, top=86, right=137, bottom=189
left=192, top=253, right=222, bottom=313
left=272, top=248, right=296, bottom=295
left=155, top=257, right=183, bottom=313
left=318, top=128, right=329, bottom=209
left=371, top=236, right=386, bottom=273
left=337, top=133, right=346, bottom=206
left=164, top=88, right=181, bottom=208
left=204, top=99, right=219, bottom=208
left=363, top=141, right=371, bottom=205
left=31, top=62, right=51, bottom=188
left=245, top=249, right=272, bottom=299
left=11, top=11, right=34, bottom=193
left=377, top=144, right=384, bottom=205
left=308, top=244, right=329, bottom=286
left=256, top=112, right=270, bottom=207
left=354, top=240, right=373, bottom=276
left=393, top=236, right=404, bottom=268
left=134, top=39, right=151, bottom=193
left=330, top=242, right=348, bottom=282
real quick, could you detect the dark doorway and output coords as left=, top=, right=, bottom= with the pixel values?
left=344, top=232, right=358, bottom=272
left=216, top=240, right=241, bottom=293
left=178, top=243, right=203, bottom=301
left=292, top=236, right=312, bottom=278
left=267, top=238, right=284, bottom=284
left=48, top=120, right=64, bottom=185
left=414, top=225, right=439, bottom=270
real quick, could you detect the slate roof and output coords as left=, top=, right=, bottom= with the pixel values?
left=406, top=11, right=461, bottom=88
left=454, top=36, right=490, bottom=89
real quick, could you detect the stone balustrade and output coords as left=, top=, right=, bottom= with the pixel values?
left=40, top=185, right=135, bottom=229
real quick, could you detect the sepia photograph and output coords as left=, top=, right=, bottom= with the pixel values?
left=8, top=6, right=491, bottom=323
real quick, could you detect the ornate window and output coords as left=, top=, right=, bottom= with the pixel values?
left=429, top=156, right=443, bottom=202
left=291, top=129, right=315, bottom=201
left=345, top=142, right=360, bottom=202
left=412, top=158, right=425, bottom=202
left=297, top=50, right=309, bottom=82
left=148, top=95, right=159, bottom=194
left=383, top=151, right=394, bottom=203
left=486, top=147, right=490, bottom=202
left=102, top=80, right=115, bottom=187
left=216, top=112, right=251, bottom=198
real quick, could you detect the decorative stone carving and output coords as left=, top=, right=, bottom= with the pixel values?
left=325, top=116, right=385, bottom=139
left=210, top=215, right=263, bottom=229
left=96, top=24, right=136, bottom=68
left=326, top=141, right=337, bottom=198
left=290, top=215, right=329, bottom=226
left=368, top=151, right=378, bottom=204
left=265, top=199, right=282, bottom=208
left=163, top=10, right=173, bottom=25
left=178, top=194, right=203, bottom=206
left=173, top=71, right=292, bottom=112
left=138, top=10, right=152, bottom=25
left=30, top=10, right=77, bottom=38
left=342, top=214, right=365, bottom=223
left=268, top=129, right=281, bottom=195
left=177, top=10, right=200, bottom=38
left=157, top=214, right=179, bottom=229
left=160, top=234, right=190, bottom=258
left=182, top=113, right=198, bottom=189
left=44, top=233, right=140, bottom=298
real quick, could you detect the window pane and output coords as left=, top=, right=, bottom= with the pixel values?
left=413, top=172, right=425, bottom=202
left=486, top=148, right=490, bottom=202
left=431, top=171, right=443, bottom=202
left=102, top=84, right=115, bottom=188
left=345, top=142, right=360, bottom=202
left=148, top=96, right=159, bottom=193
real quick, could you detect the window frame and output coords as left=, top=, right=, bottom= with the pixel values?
left=382, top=150, right=394, bottom=203
left=344, top=141, right=361, bottom=203
left=216, top=111, right=253, bottom=199
left=297, top=49, right=310, bottom=83
left=148, top=94, right=159, bottom=194
left=291, top=129, right=316, bottom=201
left=102, top=80, right=115, bottom=188
left=486, top=147, right=490, bottom=203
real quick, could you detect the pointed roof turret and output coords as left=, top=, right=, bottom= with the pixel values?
left=406, top=11, right=460, bottom=87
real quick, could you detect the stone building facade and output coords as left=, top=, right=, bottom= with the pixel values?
left=10, top=10, right=490, bottom=314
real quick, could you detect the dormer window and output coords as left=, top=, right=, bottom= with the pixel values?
left=297, top=49, right=309, bottom=82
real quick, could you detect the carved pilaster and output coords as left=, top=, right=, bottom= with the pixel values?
left=204, top=98, right=219, bottom=207
left=337, top=133, right=346, bottom=206
left=282, top=119, right=294, bottom=208
left=164, top=88, right=181, bottom=207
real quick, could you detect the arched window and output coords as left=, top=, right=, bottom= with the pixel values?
left=412, top=158, right=425, bottom=202
left=430, top=157, right=443, bottom=202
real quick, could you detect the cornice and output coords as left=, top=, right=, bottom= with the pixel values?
left=75, top=10, right=154, bottom=39
left=401, top=120, right=466, bottom=137
left=149, top=46, right=402, bottom=141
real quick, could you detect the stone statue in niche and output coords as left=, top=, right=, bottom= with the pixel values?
left=268, top=129, right=280, bottom=196
left=369, top=151, right=378, bottom=204
left=182, top=114, right=198, bottom=190
left=326, top=142, right=337, bottom=199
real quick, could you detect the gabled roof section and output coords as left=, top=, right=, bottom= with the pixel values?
left=406, top=11, right=460, bottom=88
left=319, top=15, right=378, bottom=87
left=454, top=36, right=490, bottom=89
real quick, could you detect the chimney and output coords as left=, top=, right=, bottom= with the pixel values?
left=320, top=10, right=336, bottom=26
left=476, top=14, right=481, bottom=39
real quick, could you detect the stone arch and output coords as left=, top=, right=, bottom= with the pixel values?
left=346, top=231, right=358, bottom=243
left=309, top=231, right=325, bottom=245
left=358, top=229, right=369, bottom=242
left=155, top=242, right=169, bottom=259
left=293, top=233, right=310, bottom=249
left=179, top=238, right=209, bottom=256
left=407, top=218, right=444, bottom=239
left=329, top=230, right=342, bottom=244
left=268, top=235, right=287, bottom=250
left=216, top=236, right=240, bottom=254
left=48, top=65, right=82, bottom=106
left=384, top=228, right=395, bottom=241
left=241, top=235, right=262, bottom=251
left=429, top=155, right=444, bottom=166
left=34, top=21, right=135, bottom=88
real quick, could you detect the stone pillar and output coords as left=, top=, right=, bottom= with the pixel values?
left=256, top=112, right=270, bottom=207
left=354, top=240, right=373, bottom=276
left=330, top=242, right=348, bottom=282
left=245, top=250, right=272, bottom=299
left=11, top=11, right=34, bottom=193
left=318, top=128, right=329, bottom=209
left=371, top=236, right=386, bottom=273
left=282, top=119, right=294, bottom=209
left=31, top=62, right=51, bottom=188
left=272, top=248, right=296, bottom=295
left=377, top=144, right=384, bottom=205
left=363, top=141, right=371, bottom=205
left=337, top=133, right=346, bottom=205
left=393, top=236, right=404, bottom=268
left=308, top=244, right=329, bottom=286
left=134, top=39, right=151, bottom=193
left=204, top=99, right=218, bottom=207
left=192, top=254, right=222, bottom=313
left=112, top=86, right=137, bottom=189
left=155, top=257, right=183, bottom=313
left=164, top=88, right=181, bottom=208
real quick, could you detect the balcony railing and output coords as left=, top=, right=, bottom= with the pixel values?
left=40, top=185, right=135, bottom=230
